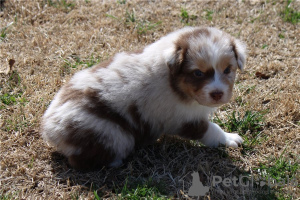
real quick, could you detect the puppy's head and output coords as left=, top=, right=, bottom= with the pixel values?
left=167, top=27, right=246, bottom=107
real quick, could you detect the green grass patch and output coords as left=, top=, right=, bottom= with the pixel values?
left=0, top=93, right=19, bottom=106
left=214, top=110, right=267, bottom=151
left=61, top=54, right=101, bottom=76
left=180, top=8, right=197, bottom=25
left=180, top=8, right=189, bottom=23
left=126, top=10, right=136, bottom=23
left=125, top=10, right=161, bottom=35
left=114, top=178, right=169, bottom=200
left=259, top=158, right=298, bottom=181
left=240, top=172, right=289, bottom=200
left=262, top=44, right=268, bottom=49
left=0, top=69, right=26, bottom=109
left=245, top=85, right=256, bottom=94
left=235, top=84, right=257, bottom=94
left=254, top=151, right=299, bottom=199
left=278, top=33, right=285, bottom=39
left=253, top=191, right=282, bottom=200
left=0, top=191, right=18, bottom=200
left=3, top=70, right=22, bottom=90
left=28, top=157, right=35, bottom=169
left=106, top=14, right=119, bottom=20
left=250, top=17, right=259, bottom=23
left=235, top=96, right=244, bottom=106
left=9, top=71, right=21, bottom=87
left=0, top=92, right=26, bottom=109
left=106, top=10, right=161, bottom=35
left=4, top=114, right=29, bottom=132
left=258, top=151, right=299, bottom=182
left=214, top=110, right=265, bottom=134
left=45, top=0, right=75, bottom=12
left=117, top=0, right=126, bottom=4
left=204, top=9, right=214, bottom=21
left=137, top=21, right=162, bottom=35
left=281, top=0, right=300, bottom=24
left=93, top=190, right=101, bottom=200
left=0, top=27, right=7, bottom=41
left=70, top=192, right=80, bottom=200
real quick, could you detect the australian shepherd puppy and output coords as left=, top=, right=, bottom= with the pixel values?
left=41, top=27, right=246, bottom=170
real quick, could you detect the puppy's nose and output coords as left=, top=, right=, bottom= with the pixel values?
left=210, top=91, right=223, bottom=101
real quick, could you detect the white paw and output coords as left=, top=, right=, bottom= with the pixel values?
left=223, top=132, right=243, bottom=148
left=199, top=123, right=244, bottom=148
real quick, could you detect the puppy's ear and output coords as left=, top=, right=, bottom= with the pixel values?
left=167, top=45, right=187, bottom=75
left=231, top=39, right=247, bottom=71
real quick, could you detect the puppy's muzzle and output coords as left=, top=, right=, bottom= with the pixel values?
left=210, top=90, right=224, bottom=101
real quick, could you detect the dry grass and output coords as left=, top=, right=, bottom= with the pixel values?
left=0, top=0, right=299, bottom=199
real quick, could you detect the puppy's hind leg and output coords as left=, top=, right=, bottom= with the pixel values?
left=67, top=140, right=117, bottom=170
left=66, top=124, right=136, bottom=170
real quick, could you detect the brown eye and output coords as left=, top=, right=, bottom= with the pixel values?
left=193, top=70, right=204, bottom=78
left=224, top=66, right=231, bottom=74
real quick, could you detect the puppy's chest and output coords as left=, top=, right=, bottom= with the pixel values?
left=129, top=103, right=204, bottom=137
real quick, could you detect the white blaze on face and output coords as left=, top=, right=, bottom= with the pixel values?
left=207, top=71, right=229, bottom=100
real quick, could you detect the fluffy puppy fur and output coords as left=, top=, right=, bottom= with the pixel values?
left=41, top=27, right=247, bottom=170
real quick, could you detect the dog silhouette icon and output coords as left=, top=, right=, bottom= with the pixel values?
left=188, top=172, right=210, bottom=196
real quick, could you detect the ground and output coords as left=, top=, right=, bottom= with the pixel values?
left=0, top=0, right=299, bottom=199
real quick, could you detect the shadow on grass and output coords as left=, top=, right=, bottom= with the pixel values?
left=49, top=136, right=282, bottom=199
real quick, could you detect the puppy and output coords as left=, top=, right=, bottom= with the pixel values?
left=41, top=27, right=246, bottom=170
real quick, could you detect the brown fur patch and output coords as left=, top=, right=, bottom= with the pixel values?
left=128, top=103, right=159, bottom=146
left=231, top=39, right=242, bottom=70
left=231, top=40, right=238, bottom=59
left=179, top=27, right=210, bottom=42
left=90, top=57, right=114, bottom=73
left=167, top=46, right=187, bottom=76
left=216, top=56, right=237, bottom=92
left=195, top=58, right=213, bottom=73
left=78, top=90, right=160, bottom=145
left=65, top=126, right=115, bottom=170
left=83, top=90, right=134, bottom=135
left=183, top=68, right=215, bottom=93
left=128, top=48, right=144, bottom=55
left=169, top=73, right=190, bottom=101
left=169, top=63, right=215, bottom=101
left=168, top=27, right=210, bottom=76
left=216, top=56, right=237, bottom=72
left=168, top=37, right=190, bottom=100
left=177, top=120, right=209, bottom=140
left=58, top=84, right=82, bottom=105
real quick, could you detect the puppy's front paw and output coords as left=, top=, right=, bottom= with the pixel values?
left=200, top=122, right=244, bottom=148
left=224, top=132, right=243, bottom=148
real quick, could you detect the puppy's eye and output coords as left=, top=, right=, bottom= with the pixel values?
left=224, top=66, right=231, bottom=74
left=193, top=70, right=204, bottom=78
